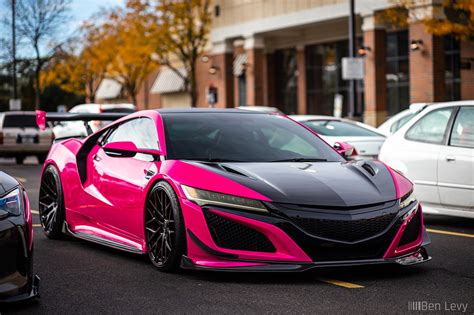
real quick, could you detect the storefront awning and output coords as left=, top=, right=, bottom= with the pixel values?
left=96, top=79, right=122, bottom=99
left=150, top=67, right=187, bottom=94
left=233, top=53, right=247, bottom=76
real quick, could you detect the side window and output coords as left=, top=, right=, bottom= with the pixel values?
left=450, top=106, right=474, bottom=148
left=405, top=108, right=453, bottom=144
left=104, top=118, right=159, bottom=150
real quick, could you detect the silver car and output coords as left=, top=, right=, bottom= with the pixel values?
left=0, top=111, right=53, bottom=164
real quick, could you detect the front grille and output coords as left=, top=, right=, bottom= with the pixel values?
left=291, top=212, right=397, bottom=243
left=399, top=209, right=421, bottom=246
left=204, top=211, right=276, bottom=252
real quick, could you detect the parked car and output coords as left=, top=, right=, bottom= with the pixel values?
left=53, top=103, right=136, bottom=139
left=0, top=171, right=40, bottom=302
left=0, top=111, right=54, bottom=164
left=377, top=103, right=429, bottom=136
left=35, top=108, right=430, bottom=272
left=236, top=106, right=283, bottom=114
left=379, top=101, right=474, bottom=219
left=290, top=115, right=386, bottom=159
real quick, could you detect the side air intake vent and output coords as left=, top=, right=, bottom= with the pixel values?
left=204, top=211, right=276, bottom=252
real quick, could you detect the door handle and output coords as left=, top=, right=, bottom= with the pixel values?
left=445, top=155, right=456, bottom=162
left=93, top=155, right=102, bottom=162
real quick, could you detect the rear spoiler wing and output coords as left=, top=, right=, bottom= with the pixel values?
left=36, top=110, right=129, bottom=135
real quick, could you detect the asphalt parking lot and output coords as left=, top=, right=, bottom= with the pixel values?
left=1, top=159, right=473, bottom=314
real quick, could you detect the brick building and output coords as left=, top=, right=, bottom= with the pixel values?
left=97, top=0, right=474, bottom=127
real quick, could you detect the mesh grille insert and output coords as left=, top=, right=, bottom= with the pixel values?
left=204, top=211, right=276, bottom=252
left=291, top=212, right=397, bottom=243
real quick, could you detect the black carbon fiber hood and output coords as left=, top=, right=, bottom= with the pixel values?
left=191, top=161, right=397, bottom=207
left=0, top=171, right=20, bottom=197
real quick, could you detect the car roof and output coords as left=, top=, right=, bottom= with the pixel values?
left=155, top=108, right=270, bottom=114
left=290, top=115, right=340, bottom=121
left=421, top=100, right=474, bottom=110
left=2, top=111, right=36, bottom=115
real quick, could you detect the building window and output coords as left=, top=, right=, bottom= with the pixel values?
left=238, top=74, right=246, bottom=106
left=305, top=40, right=364, bottom=117
left=444, top=35, right=461, bottom=101
left=386, top=30, right=409, bottom=116
left=275, top=49, right=298, bottom=114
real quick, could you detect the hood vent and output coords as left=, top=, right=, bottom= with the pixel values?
left=361, top=162, right=377, bottom=177
left=220, top=164, right=250, bottom=178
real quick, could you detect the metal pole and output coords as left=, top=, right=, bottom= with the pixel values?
left=12, top=0, right=18, bottom=99
left=348, top=0, right=355, bottom=118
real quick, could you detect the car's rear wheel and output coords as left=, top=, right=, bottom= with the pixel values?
left=145, top=181, right=185, bottom=272
left=39, top=165, right=65, bottom=239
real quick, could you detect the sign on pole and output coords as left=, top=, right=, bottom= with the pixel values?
left=342, top=57, right=364, bottom=80
left=9, top=99, right=21, bottom=111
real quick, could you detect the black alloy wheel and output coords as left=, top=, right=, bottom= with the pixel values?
left=145, top=181, right=185, bottom=271
left=39, top=165, right=65, bottom=239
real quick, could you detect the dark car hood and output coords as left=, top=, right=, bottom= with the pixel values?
left=0, top=171, right=20, bottom=197
left=190, top=161, right=396, bottom=207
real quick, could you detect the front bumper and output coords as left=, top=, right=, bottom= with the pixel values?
left=180, top=197, right=431, bottom=272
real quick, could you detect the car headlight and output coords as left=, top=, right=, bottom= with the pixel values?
left=0, top=189, right=22, bottom=216
left=181, top=185, right=268, bottom=213
left=399, top=190, right=417, bottom=209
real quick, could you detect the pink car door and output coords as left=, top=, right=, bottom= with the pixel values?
left=89, top=118, right=160, bottom=242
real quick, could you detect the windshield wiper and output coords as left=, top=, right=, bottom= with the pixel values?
left=270, top=158, right=328, bottom=162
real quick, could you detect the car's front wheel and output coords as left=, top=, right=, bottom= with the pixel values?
left=39, top=165, right=65, bottom=239
left=145, top=181, right=186, bottom=272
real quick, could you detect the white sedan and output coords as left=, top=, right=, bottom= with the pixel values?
left=379, top=101, right=474, bottom=219
left=290, top=115, right=386, bottom=159
left=377, top=103, right=428, bottom=136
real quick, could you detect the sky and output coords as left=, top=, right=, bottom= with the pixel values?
left=68, top=0, right=125, bottom=30
left=0, top=0, right=126, bottom=59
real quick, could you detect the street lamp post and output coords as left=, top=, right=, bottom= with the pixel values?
left=348, top=0, right=356, bottom=118
left=12, top=0, right=18, bottom=100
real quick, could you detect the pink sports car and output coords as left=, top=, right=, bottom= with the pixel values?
left=36, top=109, right=430, bottom=272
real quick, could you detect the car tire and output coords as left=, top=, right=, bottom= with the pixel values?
left=145, top=181, right=186, bottom=272
left=38, top=165, right=65, bottom=239
left=15, top=156, right=25, bottom=164
left=37, top=154, right=47, bottom=164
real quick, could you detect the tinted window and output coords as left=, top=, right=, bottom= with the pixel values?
left=105, top=118, right=159, bottom=150
left=302, top=120, right=381, bottom=137
left=3, top=114, right=37, bottom=128
left=406, top=108, right=453, bottom=144
left=163, top=113, right=343, bottom=162
left=450, top=106, right=474, bottom=148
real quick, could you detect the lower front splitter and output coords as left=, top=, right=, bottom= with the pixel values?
left=181, top=247, right=431, bottom=272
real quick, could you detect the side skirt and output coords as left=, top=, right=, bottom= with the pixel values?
left=62, top=222, right=144, bottom=255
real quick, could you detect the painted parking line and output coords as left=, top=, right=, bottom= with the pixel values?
left=318, top=278, right=364, bottom=289
left=33, top=224, right=42, bottom=228
left=31, top=209, right=39, bottom=215
left=427, top=228, right=474, bottom=239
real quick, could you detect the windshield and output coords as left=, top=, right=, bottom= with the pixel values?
left=302, top=120, right=382, bottom=137
left=163, top=113, right=343, bottom=162
left=3, top=114, right=37, bottom=128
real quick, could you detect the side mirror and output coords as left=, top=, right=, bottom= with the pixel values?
left=334, top=142, right=355, bottom=158
left=103, top=141, right=161, bottom=158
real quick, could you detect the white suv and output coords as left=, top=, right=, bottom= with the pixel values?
left=379, top=101, right=474, bottom=218
left=0, top=111, right=54, bottom=164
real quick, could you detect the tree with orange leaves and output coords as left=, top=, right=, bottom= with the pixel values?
left=381, top=0, right=474, bottom=41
